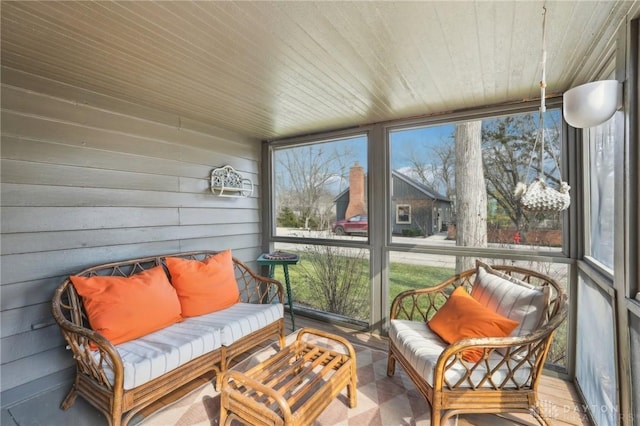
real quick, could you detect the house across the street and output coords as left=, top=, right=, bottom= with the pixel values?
left=335, top=164, right=452, bottom=236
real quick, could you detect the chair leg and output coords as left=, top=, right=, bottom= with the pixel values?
left=109, top=408, right=122, bottom=426
left=531, top=405, right=552, bottom=426
left=431, top=406, right=442, bottom=426
left=431, top=395, right=448, bottom=426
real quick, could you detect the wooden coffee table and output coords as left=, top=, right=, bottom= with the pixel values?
left=220, top=328, right=357, bottom=426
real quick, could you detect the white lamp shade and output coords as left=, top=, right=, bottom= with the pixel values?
left=563, top=80, right=621, bottom=128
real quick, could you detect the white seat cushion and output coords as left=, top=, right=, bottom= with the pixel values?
left=96, top=303, right=282, bottom=389
left=389, top=319, right=532, bottom=388
left=183, top=302, right=283, bottom=346
left=98, top=320, right=223, bottom=390
left=471, top=263, right=550, bottom=337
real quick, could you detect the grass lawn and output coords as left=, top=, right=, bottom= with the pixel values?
left=269, top=252, right=455, bottom=310
left=388, top=262, right=455, bottom=298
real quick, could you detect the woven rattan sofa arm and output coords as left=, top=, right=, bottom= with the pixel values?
left=51, top=282, right=125, bottom=391
left=231, top=256, right=285, bottom=305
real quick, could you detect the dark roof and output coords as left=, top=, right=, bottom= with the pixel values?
left=334, top=187, right=349, bottom=202
left=334, top=170, right=450, bottom=202
left=391, top=170, right=450, bottom=202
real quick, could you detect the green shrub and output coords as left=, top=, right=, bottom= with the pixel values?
left=401, top=228, right=424, bottom=237
left=277, top=207, right=300, bottom=227
left=296, top=245, right=369, bottom=320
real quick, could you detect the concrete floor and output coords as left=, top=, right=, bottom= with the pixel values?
left=3, top=385, right=111, bottom=426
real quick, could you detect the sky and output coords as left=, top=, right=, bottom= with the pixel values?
left=389, top=124, right=454, bottom=171
left=284, top=124, right=455, bottom=174
left=274, top=108, right=562, bottom=196
left=273, top=126, right=454, bottom=195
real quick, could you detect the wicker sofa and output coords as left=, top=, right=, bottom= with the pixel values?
left=387, top=261, right=568, bottom=425
left=51, top=250, right=286, bottom=426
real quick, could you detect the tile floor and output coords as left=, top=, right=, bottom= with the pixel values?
left=1, top=315, right=592, bottom=426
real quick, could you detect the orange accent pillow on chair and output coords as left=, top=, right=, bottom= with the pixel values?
left=70, top=266, right=183, bottom=346
left=165, top=250, right=240, bottom=317
left=427, top=286, right=519, bottom=362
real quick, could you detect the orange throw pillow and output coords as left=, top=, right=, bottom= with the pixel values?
left=427, top=286, right=519, bottom=362
left=70, top=266, right=182, bottom=346
left=166, top=250, right=240, bottom=317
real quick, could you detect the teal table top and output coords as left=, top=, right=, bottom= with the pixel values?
left=257, top=252, right=299, bottom=265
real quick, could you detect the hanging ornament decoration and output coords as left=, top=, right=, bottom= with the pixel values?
left=516, top=178, right=570, bottom=211
left=515, top=6, right=571, bottom=213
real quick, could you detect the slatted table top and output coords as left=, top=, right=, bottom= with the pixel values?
left=220, top=328, right=357, bottom=426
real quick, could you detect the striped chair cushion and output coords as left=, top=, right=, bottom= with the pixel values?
left=389, top=319, right=532, bottom=388
left=182, top=302, right=284, bottom=346
left=97, top=320, right=223, bottom=390
left=471, top=262, right=550, bottom=337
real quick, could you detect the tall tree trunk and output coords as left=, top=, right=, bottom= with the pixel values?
left=455, top=121, right=487, bottom=273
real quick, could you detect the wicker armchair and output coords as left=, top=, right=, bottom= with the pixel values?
left=387, top=263, right=568, bottom=425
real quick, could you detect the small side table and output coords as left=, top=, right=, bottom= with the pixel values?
left=220, top=328, right=357, bottom=426
left=257, top=252, right=299, bottom=331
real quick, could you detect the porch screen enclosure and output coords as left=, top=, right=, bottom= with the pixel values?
left=266, top=102, right=569, bottom=371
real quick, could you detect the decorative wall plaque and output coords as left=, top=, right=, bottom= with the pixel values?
left=210, top=165, right=253, bottom=198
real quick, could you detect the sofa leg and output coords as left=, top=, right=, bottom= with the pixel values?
left=386, top=353, right=396, bottom=376
left=215, top=347, right=229, bottom=392
left=109, top=409, right=122, bottom=426
left=215, top=373, right=223, bottom=392
left=60, top=384, right=78, bottom=410
left=277, top=321, right=286, bottom=349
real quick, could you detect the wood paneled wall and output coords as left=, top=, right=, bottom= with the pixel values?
left=0, top=67, right=262, bottom=405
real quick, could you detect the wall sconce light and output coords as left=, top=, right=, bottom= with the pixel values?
left=563, top=80, right=622, bottom=128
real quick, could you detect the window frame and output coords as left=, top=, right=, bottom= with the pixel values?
left=263, top=97, right=573, bottom=356
left=581, top=87, right=619, bottom=279
left=386, top=101, right=569, bottom=255
left=395, top=204, right=411, bottom=224
left=266, top=130, right=371, bottom=243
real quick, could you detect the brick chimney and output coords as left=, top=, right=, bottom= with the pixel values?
left=345, top=162, right=366, bottom=219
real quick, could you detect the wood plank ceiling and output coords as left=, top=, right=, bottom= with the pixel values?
left=1, top=1, right=638, bottom=140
